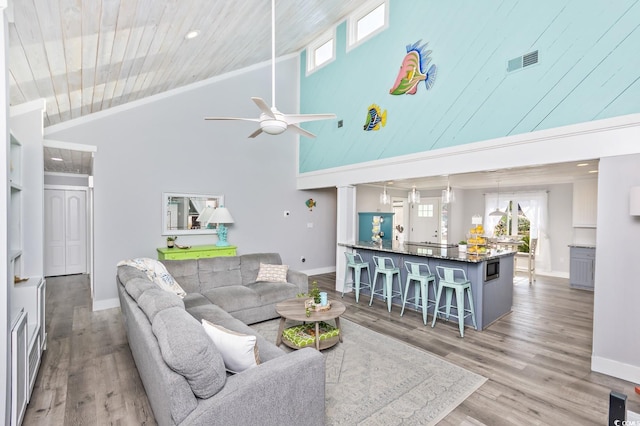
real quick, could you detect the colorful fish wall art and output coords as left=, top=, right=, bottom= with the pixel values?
left=389, top=40, right=437, bottom=95
left=305, top=198, right=316, bottom=211
left=363, top=104, right=387, bottom=131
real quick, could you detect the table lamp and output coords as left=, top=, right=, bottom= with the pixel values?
left=208, top=206, right=235, bottom=246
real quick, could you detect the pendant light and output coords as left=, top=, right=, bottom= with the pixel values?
left=408, top=186, right=421, bottom=204
left=379, top=184, right=391, bottom=205
left=441, top=176, right=455, bottom=204
left=489, top=180, right=507, bottom=217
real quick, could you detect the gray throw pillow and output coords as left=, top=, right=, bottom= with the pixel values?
left=152, top=307, right=226, bottom=398
left=138, top=288, right=185, bottom=322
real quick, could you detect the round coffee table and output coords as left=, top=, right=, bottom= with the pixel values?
left=275, top=298, right=346, bottom=350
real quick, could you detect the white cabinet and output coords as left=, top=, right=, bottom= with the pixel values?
left=11, top=310, right=28, bottom=426
left=13, top=277, right=46, bottom=393
left=572, top=180, right=598, bottom=227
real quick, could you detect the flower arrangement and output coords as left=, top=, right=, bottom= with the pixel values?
left=166, top=236, right=177, bottom=248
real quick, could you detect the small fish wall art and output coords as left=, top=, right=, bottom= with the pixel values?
left=305, top=198, right=316, bottom=211
left=363, top=104, right=387, bottom=131
left=389, top=40, right=437, bottom=96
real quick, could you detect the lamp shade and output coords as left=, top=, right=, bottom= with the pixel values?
left=631, top=186, right=640, bottom=215
left=196, top=206, right=215, bottom=224
left=207, top=206, right=235, bottom=224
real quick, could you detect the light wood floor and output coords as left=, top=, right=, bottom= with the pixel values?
left=24, top=273, right=639, bottom=425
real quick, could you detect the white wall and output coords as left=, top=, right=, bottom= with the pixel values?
left=44, top=56, right=337, bottom=309
left=1, top=3, right=9, bottom=423
left=592, top=154, right=640, bottom=383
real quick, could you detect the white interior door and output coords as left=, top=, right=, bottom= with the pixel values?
left=45, top=189, right=87, bottom=276
left=44, top=190, right=66, bottom=276
left=408, top=197, right=441, bottom=243
left=65, top=191, right=87, bottom=274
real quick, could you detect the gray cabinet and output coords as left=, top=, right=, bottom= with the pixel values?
left=569, top=246, right=595, bottom=290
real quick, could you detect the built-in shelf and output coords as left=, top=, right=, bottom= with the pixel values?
left=9, top=101, right=46, bottom=426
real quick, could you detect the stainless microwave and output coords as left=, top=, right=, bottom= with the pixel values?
left=485, top=258, right=500, bottom=281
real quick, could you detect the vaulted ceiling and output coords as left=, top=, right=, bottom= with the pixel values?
left=8, top=0, right=365, bottom=128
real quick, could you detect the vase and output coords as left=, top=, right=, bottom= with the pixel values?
left=167, top=241, right=174, bottom=248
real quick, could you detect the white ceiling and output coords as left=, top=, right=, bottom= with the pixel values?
left=9, top=0, right=366, bottom=127
left=367, top=159, right=600, bottom=191
left=10, top=0, right=366, bottom=175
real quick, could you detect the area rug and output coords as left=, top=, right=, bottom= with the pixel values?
left=251, top=318, right=486, bottom=425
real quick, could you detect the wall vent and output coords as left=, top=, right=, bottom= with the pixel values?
left=507, top=50, right=539, bottom=72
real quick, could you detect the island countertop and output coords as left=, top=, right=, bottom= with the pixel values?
left=340, top=240, right=517, bottom=263
left=338, top=240, right=516, bottom=330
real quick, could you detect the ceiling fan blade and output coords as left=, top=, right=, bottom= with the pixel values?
left=251, top=97, right=275, bottom=118
left=248, top=128, right=263, bottom=138
left=288, top=124, right=316, bottom=139
left=204, top=117, right=259, bottom=122
left=283, top=113, right=337, bottom=125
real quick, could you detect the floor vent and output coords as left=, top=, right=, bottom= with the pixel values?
left=507, top=50, right=539, bottom=72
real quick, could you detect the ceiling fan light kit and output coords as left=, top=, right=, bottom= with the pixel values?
left=205, top=0, right=336, bottom=138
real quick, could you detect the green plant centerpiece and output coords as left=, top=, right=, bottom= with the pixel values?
left=166, top=236, right=177, bottom=248
left=297, top=281, right=326, bottom=312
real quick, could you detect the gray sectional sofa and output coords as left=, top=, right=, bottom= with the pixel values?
left=116, top=253, right=325, bottom=426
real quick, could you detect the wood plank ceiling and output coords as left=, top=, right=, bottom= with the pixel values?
left=8, top=0, right=366, bottom=128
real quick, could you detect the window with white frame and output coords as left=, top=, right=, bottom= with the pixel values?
left=347, top=0, right=389, bottom=51
left=418, top=204, right=434, bottom=217
left=306, top=28, right=336, bottom=74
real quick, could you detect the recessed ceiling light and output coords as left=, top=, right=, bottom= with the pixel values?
left=51, top=157, right=63, bottom=161
left=185, top=30, right=200, bottom=40
left=588, top=170, right=598, bottom=174
left=577, top=163, right=589, bottom=167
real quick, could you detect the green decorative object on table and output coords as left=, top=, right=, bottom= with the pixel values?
left=166, top=236, right=177, bottom=248
left=282, top=322, right=340, bottom=349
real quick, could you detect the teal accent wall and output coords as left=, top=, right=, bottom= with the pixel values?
left=299, top=0, right=640, bottom=173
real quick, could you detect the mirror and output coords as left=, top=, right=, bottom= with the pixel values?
left=162, top=192, right=224, bottom=236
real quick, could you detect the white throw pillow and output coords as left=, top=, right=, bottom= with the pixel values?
left=202, top=320, right=261, bottom=373
left=255, top=263, right=288, bottom=283
left=117, top=258, right=187, bottom=298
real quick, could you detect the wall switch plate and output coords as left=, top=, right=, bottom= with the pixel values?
left=307, top=222, right=314, bottom=228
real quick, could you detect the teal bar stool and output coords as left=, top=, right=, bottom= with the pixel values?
left=401, top=262, right=437, bottom=325
left=343, top=252, right=372, bottom=303
left=369, top=256, right=402, bottom=312
left=431, top=266, right=477, bottom=337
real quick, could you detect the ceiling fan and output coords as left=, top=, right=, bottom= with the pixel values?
left=204, top=0, right=336, bottom=139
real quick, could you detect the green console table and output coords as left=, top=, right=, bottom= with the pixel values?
left=157, top=244, right=237, bottom=260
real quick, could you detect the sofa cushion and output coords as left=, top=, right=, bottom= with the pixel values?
left=186, top=303, right=235, bottom=324
left=241, top=253, right=283, bottom=285
left=255, top=263, right=289, bottom=283
left=198, top=257, right=242, bottom=289
left=138, top=288, right=185, bottom=322
left=152, top=307, right=226, bottom=399
left=124, top=277, right=157, bottom=302
left=246, top=282, right=300, bottom=305
left=118, top=258, right=187, bottom=298
left=117, top=264, right=149, bottom=283
left=202, top=320, right=261, bottom=373
left=182, top=292, right=212, bottom=310
left=161, top=259, right=201, bottom=293
left=202, top=286, right=261, bottom=314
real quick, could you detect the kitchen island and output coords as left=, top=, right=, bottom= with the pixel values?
left=339, top=241, right=516, bottom=330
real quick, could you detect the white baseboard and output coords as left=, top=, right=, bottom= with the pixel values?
left=92, top=297, right=120, bottom=312
left=592, top=355, right=640, bottom=384
left=302, top=266, right=336, bottom=276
